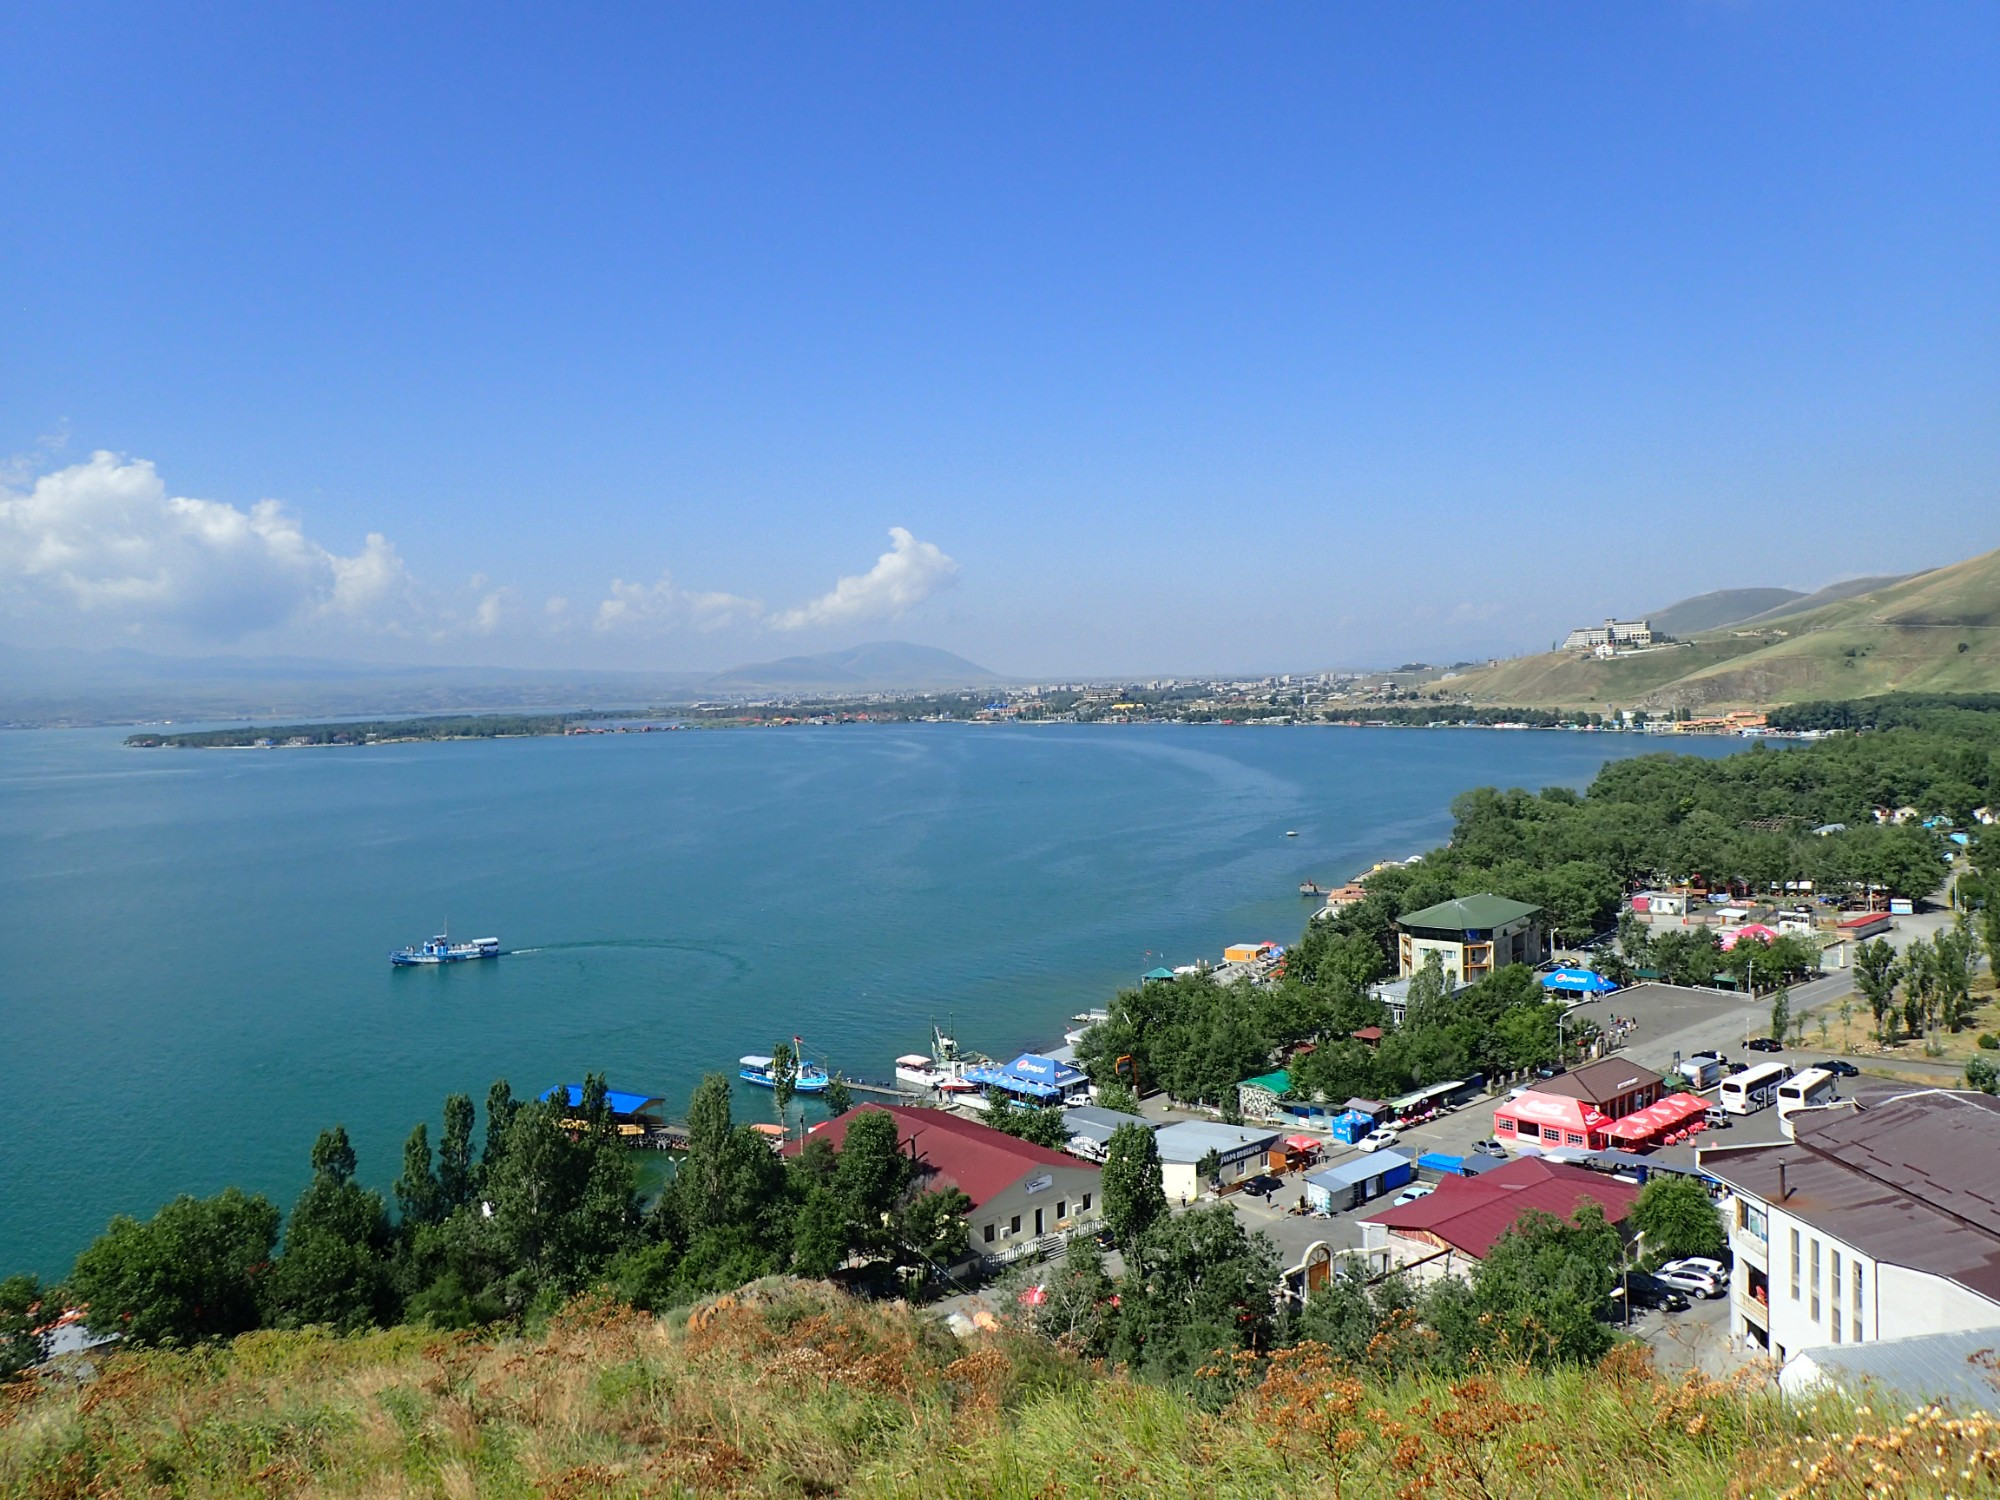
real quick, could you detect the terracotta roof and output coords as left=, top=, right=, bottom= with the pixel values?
left=1701, top=1089, right=2000, bottom=1302
left=1361, top=1156, right=1640, bottom=1259
left=785, top=1104, right=1092, bottom=1210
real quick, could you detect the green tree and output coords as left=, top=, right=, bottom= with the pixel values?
left=1967, top=1057, right=2000, bottom=1095
left=1769, top=989, right=1791, bottom=1047
left=0, top=1274, right=43, bottom=1379
left=1101, top=1123, right=1168, bottom=1245
left=832, top=1108, right=913, bottom=1255
left=1631, top=1175, right=1726, bottom=1263
left=479, top=1079, right=518, bottom=1188
left=1855, top=939, right=1902, bottom=1043
left=437, top=1093, right=477, bottom=1213
left=983, top=1092, right=1070, bottom=1149
left=769, top=1040, right=797, bottom=1131
left=69, top=1189, right=281, bottom=1345
left=1093, top=1079, right=1138, bottom=1115
left=395, top=1123, right=444, bottom=1230
left=1008, top=1239, right=1116, bottom=1354
left=262, top=1125, right=394, bottom=1332
left=1194, top=1148, right=1223, bottom=1193
left=823, top=1075, right=853, bottom=1117
left=1112, top=1205, right=1281, bottom=1390
left=1429, top=1203, right=1622, bottom=1368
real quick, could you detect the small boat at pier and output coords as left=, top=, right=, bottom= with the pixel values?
left=894, top=1024, right=979, bottom=1092
left=739, top=1052, right=831, bottom=1093
left=392, top=933, right=501, bottom=966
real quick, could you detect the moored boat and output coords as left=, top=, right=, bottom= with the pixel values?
left=739, top=1053, right=831, bottom=1093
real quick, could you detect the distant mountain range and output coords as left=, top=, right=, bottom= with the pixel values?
left=0, top=639, right=1009, bottom=725
left=1451, top=547, right=2000, bottom=710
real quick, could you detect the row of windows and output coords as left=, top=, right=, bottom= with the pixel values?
left=981, top=1192, right=1092, bottom=1245
left=1789, top=1226, right=1864, bottom=1343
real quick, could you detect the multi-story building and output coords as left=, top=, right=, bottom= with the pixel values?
left=1394, top=895, right=1545, bottom=983
left=1700, top=1088, right=2000, bottom=1363
left=1559, top=618, right=1655, bottom=652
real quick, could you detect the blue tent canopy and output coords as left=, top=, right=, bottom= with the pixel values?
left=1540, top=968, right=1618, bottom=993
left=541, top=1084, right=664, bottom=1117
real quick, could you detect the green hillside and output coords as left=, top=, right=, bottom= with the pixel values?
left=1453, top=545, right=2000, bottom=710
left=1645, top=586, right=1801, bottom=636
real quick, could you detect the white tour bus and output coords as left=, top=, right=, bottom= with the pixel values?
left=1719, top=1060, right=1794, bottom=1115
left=1776, top=1066, right=1839, bottom=1117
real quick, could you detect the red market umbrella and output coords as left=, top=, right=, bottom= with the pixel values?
left=1284, top=1134, right=1321, bottom=1152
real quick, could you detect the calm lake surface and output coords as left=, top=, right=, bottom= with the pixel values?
left=0, top=722, right=1749, bottom=1275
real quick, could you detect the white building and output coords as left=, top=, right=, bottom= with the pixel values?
left=1152, top=1120, right=1281, bottom=1202
left=1700, top=1088, right=2000, bottom=1364
left=1559, top=618, right=1655, bottom=652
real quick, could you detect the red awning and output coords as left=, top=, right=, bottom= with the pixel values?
left=1604, top=1091, right=1711, bottom=1142
left=1284, top=1134, right=1321, bottom=1152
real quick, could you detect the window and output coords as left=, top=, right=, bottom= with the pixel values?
left=1056, top=1199, right=1068, bottom=1220
left=1082, top=1192, right=1092, bottom=1213
left=1566, top=1132, right=1585, bottom=1146
left=1742, top=1202, right=1768, bottom=1243
left=983, top=1223, right=995, bottom=1244
left=1790, top=1228, right=1801, bottom=1301
left=1010, top=1215, right=1021, bottom=1235
left=1810, top=1240, right=1821, bottom=1322
left=1830, top=1253, right=1842, bottom=1340
left=1854, top=1269, right=1865, bottom=1343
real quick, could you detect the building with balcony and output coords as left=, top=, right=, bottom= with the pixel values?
left=1394, top=894, right=1545, bottom=983
left=1700, top=1087, right=2000, bottom=1364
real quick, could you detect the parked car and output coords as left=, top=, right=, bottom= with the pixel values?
left=1722, top=1061, right=1749, bottom=1076
left=1652, top=1265, right=1726, bottom=1300
left=1390, top=1183, right=1436, bottom=1207
left=1471, top=1139, right=1508, bottom=1157
left=1240, top=1174, right=1284, bottom=1198
left=1620, top=1272, right=1690, bottom=1312
left=1746, top=1037, right=1785, bottom=1053
left=1817, top=1059, right=1860, bottom=1078
left=1660, top=1256, right=1731, bottom=1286
left=1533, top=1063, right=1568, bottom=1080
left=1357, top=1128, right=1398, bottom=1152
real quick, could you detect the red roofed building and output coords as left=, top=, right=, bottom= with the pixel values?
left=787, top=1104, right=1103, bottom=1263
left=1358, top=1156, right=1641, bottom=1284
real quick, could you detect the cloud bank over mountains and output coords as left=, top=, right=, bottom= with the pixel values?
left=0, top=452, right=957, bottom=657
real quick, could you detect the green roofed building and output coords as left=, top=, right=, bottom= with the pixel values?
left=1237, top=1069, right=1292, bottom=1123
left=1395, top=894, right=1545, bottom=984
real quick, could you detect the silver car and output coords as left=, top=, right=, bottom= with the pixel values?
left=1652, top=1264, right=1725, bottom=1300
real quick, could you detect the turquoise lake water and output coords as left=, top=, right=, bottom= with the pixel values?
left=0, top=722, right=1749, bottom=1276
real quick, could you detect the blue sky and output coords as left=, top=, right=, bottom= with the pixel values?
left=2, top=4, right=1996, bottom=674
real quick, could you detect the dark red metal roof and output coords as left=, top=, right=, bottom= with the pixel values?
left=784, top=1103, right=1093, bottom=1209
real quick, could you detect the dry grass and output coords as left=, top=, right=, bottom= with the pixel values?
left=4, top=1283, right=1999, bottom=1498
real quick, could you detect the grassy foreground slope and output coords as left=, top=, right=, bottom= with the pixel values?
left=1453, top=545, right=2000, bottom=711
left=3, top=1284, right=1995, bottom=1500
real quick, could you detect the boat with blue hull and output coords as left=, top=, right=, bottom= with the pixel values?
left=739, top=1053, right=831, bottom=1093
left=392, top=933, right=501, bottom=966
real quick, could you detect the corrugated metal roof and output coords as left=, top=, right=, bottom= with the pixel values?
left=1536, top=1057, right=1665, bottom=1107
left=1153, top=1120, right=1283, bottom=1164
left=1307, top=1150, right=1411, bottom=1189
left=1396, top=894, right=1541, bottom=932
left=1361, top=1156, right=1640, bottom=1259
left=1792, top=1329, right=2000, bottom=1413
left=1701, top=1089, right=2000, bottom=1302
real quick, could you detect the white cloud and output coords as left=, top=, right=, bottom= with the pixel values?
left=770, top=527, right=957, bottom=631
left=0, top=452, right=422, bottom=640
left=594, top=571, right=764, bottom=635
